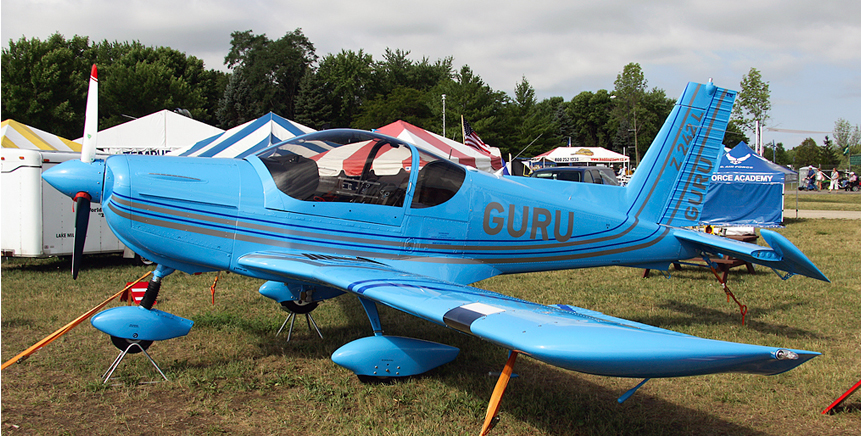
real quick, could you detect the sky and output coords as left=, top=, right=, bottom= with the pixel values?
left=2, top=0, right=859, bottom=149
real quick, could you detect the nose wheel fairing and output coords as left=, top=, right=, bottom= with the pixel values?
left=90, top=306, right=193, bottom=341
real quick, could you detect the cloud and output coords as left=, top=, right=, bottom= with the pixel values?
left=3, top=0, right=859, bottom=147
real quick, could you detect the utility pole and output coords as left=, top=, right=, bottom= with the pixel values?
left=633, top=109, right=639, bottom=168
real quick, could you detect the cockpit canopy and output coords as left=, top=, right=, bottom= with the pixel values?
left=256, top=129, right=466, bottom=209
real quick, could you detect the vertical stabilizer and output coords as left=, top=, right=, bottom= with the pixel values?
left=624, top=81, right=735, bottom=227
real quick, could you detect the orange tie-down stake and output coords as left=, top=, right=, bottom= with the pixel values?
left=480, top=351, right=519, bottom=436
left=1, top=271, right=153, bottom=370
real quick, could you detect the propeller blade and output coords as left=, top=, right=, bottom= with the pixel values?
left=81, top=64, right=98, bottom=164
left=72, top=193, right=91, bottom=280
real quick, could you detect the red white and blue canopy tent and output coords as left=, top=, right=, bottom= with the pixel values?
left=375, top=120, right=503, bottom=173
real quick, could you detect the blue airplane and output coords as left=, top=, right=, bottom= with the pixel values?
left=44, top=70, right=828, bottom=435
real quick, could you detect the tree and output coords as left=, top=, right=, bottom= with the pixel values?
left=528, top=96, right=565, bottom=156
left=373, top=48, right=452, bottom=94
left=566, top=90, right=614, bottom=149
left=2, top=34, right=225, bottom=137
left=770, top=142, right=790, bottom=166
left=313, top=49, right=374, bottom=128
left=792, top=138, right=821, bottom=168
left=294, top=71, right=333, bottom=130
left=504, top=76, right=559, bottom=157
left=611, top=63, right=648, bottom=166
left=1, top=34, right=93, bottom=139
left=634, top=88, right=675, bottom=154
left=430, top=65, right=510, bottom=151
left=820, top=135, right=841, bottom=168
left=218, top=29, right=316, bottom=127
left=833, top=118, right=861, bottom=156
left=722, top=119, right=750, bottom=148
left=97, top=42, right=215, bottom=128
left=732, top=67, right=771, bottom=136
left=352, top=86, right=435, bottom=130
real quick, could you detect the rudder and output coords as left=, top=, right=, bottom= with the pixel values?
left=624, top=81, right=735, bottom=227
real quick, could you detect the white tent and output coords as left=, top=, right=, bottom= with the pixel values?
left=1, top=120, right=81, bottom=152
left=79, top=110, right=224, bottom=155
left=375, top=120, right=503, bottom=173
left=172, top=112, right=315, bottom=158
left=532, top=146, right=629, bottom=165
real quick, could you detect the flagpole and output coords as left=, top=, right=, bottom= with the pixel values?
left=442, top=94, right=446, bottom=138
left=461, top=115, right=466, bottom=143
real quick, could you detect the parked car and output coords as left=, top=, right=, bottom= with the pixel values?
left=529, top=166, right=620, bottom=186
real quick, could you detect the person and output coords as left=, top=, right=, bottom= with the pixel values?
left=829, top=168, right=840, bottom=191
left=805, top=167, right=816, bottom=190
left=816, top=168, right=825, bottom=190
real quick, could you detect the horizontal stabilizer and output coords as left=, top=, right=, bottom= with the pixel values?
left=674, top=229, right=829, bottom=282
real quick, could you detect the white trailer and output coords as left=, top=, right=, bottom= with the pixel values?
left=2, top=148, right=136, bottom=259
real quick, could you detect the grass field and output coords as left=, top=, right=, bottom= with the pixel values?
left=2, top=202, right=860, bottom=434
left=785, top=188, right=861, bottom=211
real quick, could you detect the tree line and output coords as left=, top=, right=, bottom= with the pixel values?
left=3, top=30, right=858, bottom=168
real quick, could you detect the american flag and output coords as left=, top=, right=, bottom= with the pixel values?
left=463, top=118, right=492, bottom=154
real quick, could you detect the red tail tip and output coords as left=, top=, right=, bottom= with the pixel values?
left=90, top=64, right=98, bottom=80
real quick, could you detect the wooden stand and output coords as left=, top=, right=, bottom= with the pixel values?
left=643, top=234, right=757, bottom=283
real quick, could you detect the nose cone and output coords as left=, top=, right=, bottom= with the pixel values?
left=42, top=159, right=105, bottom=203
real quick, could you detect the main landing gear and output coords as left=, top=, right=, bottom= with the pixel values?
left=277, top=300, right=323, bottom=341
left=259, top=281, right=345, bottom=341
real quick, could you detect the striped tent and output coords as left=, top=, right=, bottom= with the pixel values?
left=172, top=113, right=315, bottom=158
left=375, top=120, right=503, bottom=173
left=310, top=139, right=413, bottom=177
left=1, top=120, right=81, bottom=152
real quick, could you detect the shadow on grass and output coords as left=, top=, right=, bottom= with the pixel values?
left=176, top=295, right=774, bottom=436
left=1, top=253, right=139, bottom=274
left=482, top=359, right=771, bottom=436
left=0, top=317, right=38, bottom=329
left=644, top=299, right=824, bottom=339
left=826, top=402, right=861, bottom=414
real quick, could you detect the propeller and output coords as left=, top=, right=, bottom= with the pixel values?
left=72, top=192, right=92, bottom=279
left=71, top=64, right=99, bottom=279
left=42, top=64, right=106, bottom=279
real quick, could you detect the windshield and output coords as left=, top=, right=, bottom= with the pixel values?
left=257, top=130, right=412, bottom=206
left=256, top=130, right=466, bottom=208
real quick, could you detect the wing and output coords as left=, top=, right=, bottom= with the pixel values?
left=674, top=228, right=829, bottom=282
left=238, top=251, right=818, bottom=378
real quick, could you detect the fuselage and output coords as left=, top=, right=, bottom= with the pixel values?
left=100, top=143, right=693, bottom=286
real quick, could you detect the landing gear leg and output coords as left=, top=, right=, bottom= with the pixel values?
left=102, top=336, right=167, bottom=384
left=277, top=300, right=323, bottom=341
left=140, top=264, right=175, bottom=310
